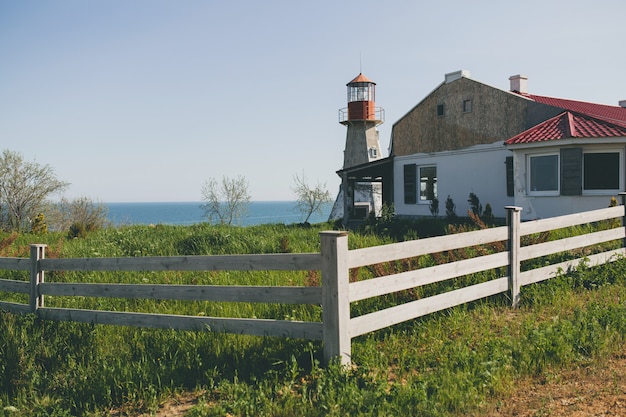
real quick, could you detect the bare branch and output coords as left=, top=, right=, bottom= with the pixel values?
left=200, top=175, right=251, bottom=225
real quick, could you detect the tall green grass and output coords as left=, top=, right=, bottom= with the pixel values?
left=0, top=220, right=625, bottom=416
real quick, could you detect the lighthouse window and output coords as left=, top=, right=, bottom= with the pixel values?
left=348, top=82, right=374, bottom=102
left=357, top=86, right=368, bottom=101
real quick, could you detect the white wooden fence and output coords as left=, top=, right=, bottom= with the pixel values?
left=0, top=204, right=625, bottom=366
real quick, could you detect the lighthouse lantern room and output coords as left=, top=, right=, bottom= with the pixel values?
left=341, top=73, right=383, bottom=123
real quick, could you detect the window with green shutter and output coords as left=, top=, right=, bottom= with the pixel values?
left=560, top=148, right=582, bottom=195
left=505, top=156, right=514, bottom=197
left=403, top=164, right=416, bottom=204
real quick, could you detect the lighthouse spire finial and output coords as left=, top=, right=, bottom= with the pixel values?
left=359, top=51, right=362, bottom=74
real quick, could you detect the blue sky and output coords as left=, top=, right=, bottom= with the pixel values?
left=1, top=0, right=625, bottom=202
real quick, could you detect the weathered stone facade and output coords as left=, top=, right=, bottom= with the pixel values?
left=390, top=76, right=560, bottom=156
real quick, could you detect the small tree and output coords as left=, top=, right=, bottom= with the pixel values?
left=291, top=172, right=332, bottom=224
left=201, top=175, right=251, bottom=225
left=445, top=195, right=457, bottom=221
left=0, top=150, right=69, bottom=232
left=468, top=192, right=482, bottom=217
left=429, top=197, right=439, bottom=218
left=51, top=196, right=109, bottom=234
left=31, top=213, right=48, bottom=234
left=482, top=203, right=495, bottom=225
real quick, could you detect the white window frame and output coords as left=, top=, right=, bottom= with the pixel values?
left=527, top=152, right=559, bottom=196
left=418, top=165, right=437, bottom=203
left=582, top=148, right=623, bottom=195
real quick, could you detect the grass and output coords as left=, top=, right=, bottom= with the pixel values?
left=0, top=218, right=625, bottom=416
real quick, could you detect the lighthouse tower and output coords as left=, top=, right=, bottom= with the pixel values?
left=329, top=73, right=385, bottom=223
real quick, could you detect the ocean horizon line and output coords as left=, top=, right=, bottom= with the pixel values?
left=104, top=200, right=301, bottom=204
left=104, top=201, right=333, bottom=226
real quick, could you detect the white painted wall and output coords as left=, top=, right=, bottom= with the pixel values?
left=394, top=141, right=514, bottom=219
left=510, top=141, right=625, bottom=220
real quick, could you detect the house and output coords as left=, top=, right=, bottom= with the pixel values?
left=505, top=110, right=626, bottom=219
left=385, top=70, right=626, bottom=221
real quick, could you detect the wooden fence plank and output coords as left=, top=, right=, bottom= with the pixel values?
left=40, top=253, right=322, bottom=272
left=30, top=244, right=45, bottom=312
left=520, top=206, right=623, bottom=235
left=320, top=231, right=351, bottom=366
left=349, top=252, right=508, bottom=302
left=519, top=228, right=625, bottom=261
left=39, top=283, right=323, bottom=304
left=350, top=277, right=509, bottom=337
left=37, top=308, right=324, bottom=340
left=507, top=206, right=522, bottom=307
left=519, top=248, right=626, bottom=287
left=0, top=301, right=30, bottom=315
left=0, top=278, right=29, bottom=294
left=348, top=227, right=508, bottom=268
left=0, top=258, right=30, bottom=271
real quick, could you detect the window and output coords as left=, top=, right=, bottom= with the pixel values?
left=584, top=152, right=620, bottom=191
left=462, top=99, right=472, bottom=113
left=528, top=154, right=558, bottom=194
left=404, top=164, right=437, bottom=204
left=527, top=148, right=622, bottom=197
left=369, top=147, right=378, bottom=158
left=419, top=166, right=437, bottom=201
left=437, top=104, right=445, bottom=117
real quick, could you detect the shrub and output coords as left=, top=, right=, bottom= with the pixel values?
left=68, top=222, right=88, bottom=239
left=468, top=192, right=482, bottom=217
left=31, top=213, right=48, bottom=234
left=49, top=197, right=109, bottom=233
left=429, top=197, right=439, bottom=218
left=445, top=195, right=457, bottom=221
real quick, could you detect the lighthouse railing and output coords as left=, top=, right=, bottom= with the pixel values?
left=338, top=107, right=385, bottom=123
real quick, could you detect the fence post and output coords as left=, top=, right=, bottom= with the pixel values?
left=619, top=191, right=626, bottom=248
left=320, top=231, right=351, bottom=366
left=505, top=206, right=522, bottom=308
left=29, top=244, right=46, bottom=313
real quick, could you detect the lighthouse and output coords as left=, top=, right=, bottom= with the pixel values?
left=329, top=73, right=385, bottom=224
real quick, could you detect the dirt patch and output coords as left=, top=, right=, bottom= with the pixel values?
left=480, top=355, right=626, bottom=416
left=148, top=392, right=199, bottom=417
left=118, top=356, right=626, bottom=416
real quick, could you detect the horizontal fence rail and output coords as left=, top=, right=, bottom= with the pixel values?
left=38, top=282, right=322, bottom=304
left=1, top=201, right=625, bottom=365
left=40, top=253, right=322, bottom=272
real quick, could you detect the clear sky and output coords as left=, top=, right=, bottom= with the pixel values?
left=1, top=0, right=625, bottom=202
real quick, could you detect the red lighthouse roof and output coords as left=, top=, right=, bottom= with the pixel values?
left=348, top=73, right=375, bottom=85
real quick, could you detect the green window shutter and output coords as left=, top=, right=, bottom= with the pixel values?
left=404, top=164, right=416, bottom=204
left=505, top=156, right=514, bottom=197
left=560, top=148, right=582, bottom=195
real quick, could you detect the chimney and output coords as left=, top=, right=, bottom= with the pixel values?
left=445, top=70, right=471, bottom=84
left=509, top=74, right=528, bottom=94
left=619, top=100, right=626, bottom=108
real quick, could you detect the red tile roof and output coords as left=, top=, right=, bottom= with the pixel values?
left=522, top=93, right=626, bottom=125
left=505, top=111, right=626, bottom=145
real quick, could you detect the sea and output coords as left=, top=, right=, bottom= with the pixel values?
left=105, top=201, right=333, bottom=227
